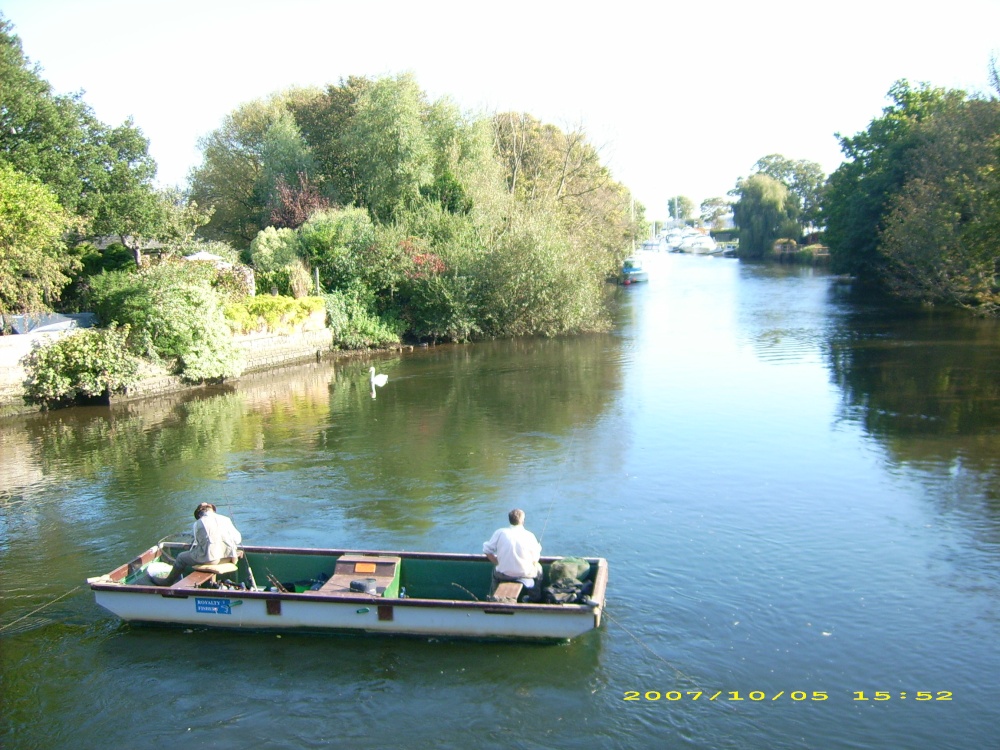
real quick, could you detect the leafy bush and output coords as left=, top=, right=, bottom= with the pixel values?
left=22, top=325, right=141, bottom=408
left=472, top=208, right=609, bottom=337
left=249, top=227, right=301, bottom=271
left=211, top=263, right=257, bottom=300
left=402, top=272, right=479, bottom=342
left=253, top=260, right=312, bottom=297
left=299, top=207, right=377, bottom=290
left=78, top=242, right=135, bottom=275
left=86, top=262, right=244, bottom=382
left=225, top=295, right=325, bottom=334
left=249, top=227, right=313, bottom=296
left=323, top=287, right=402, bottom=349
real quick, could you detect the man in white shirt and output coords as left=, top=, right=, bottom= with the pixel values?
left=483, top=509, right=543, bottom=601
left=167, top=502, right=242, bottom=581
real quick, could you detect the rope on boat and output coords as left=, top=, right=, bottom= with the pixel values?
left=0, top=585, right=82, bottom=634
left=601, top=609, right=742, bottom=714
left=538, top=498, right=555, bottom=545
left=449, top=582, right=479, bottom=601
left=537, top=434, right=585, bottom=545
left=601, top=608, right=697, bottom=682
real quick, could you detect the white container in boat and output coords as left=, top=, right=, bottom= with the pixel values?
left=146, top=561, right=173, bottom=586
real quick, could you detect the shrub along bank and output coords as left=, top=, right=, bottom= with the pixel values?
left=20, top=262, right=334, bottom=409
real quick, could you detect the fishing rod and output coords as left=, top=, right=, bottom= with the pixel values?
left=536, top=433, right=585, bottom=545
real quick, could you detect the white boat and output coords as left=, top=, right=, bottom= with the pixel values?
left=88, top=542, right=608, bottom=642
left=664, top=231, right=687, bottom=252
left=678, top=234, right=719, bottom=254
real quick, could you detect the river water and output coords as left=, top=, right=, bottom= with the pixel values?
left=2, top=252, right=999, bottom=749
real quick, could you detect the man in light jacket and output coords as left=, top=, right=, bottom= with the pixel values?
left=483, top=508, right=543, bottom=601
left=169, top=502, right=242, bottom=579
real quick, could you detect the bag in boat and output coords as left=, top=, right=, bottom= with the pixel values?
left=544, top=557, right=593, bottom=604
left=548, top=557, right=591, bottom=582
left=146, top=561, right=174, bottom=586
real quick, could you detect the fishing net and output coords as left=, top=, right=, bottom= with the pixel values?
left=544, top=557, right=594, bottom=604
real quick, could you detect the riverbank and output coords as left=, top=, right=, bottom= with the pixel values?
left=0, top=325, right=410, bottom=418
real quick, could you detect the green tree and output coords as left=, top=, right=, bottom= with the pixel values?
left=668, top=196, right=695, bottom=223
left=491, top=114, right=615, bottom=208
left=878, top=98, right=1000, bottom=311
left=732, top=174, right=798, bottom=259
left=0, top=16, right=164, bottom=248
left=190, top=94, right=316, bottom=248
left=421, top=97, right=489, bottom=215
left=286, top=78, right=370, bottom=207
left=85, top=120, right=169, bottom=265
left=751, top=154, right=825, bottom=228
left=491, top=113, right=635, bottom=273
left=342, top=73, right=433, bottom=222
left=0, top=163, right=77, bottom=313
left=699, top=197, right=732, bottom=230
left=0, top=16, right=90, bottom=211
left=823, top=80, right=964, bottom=280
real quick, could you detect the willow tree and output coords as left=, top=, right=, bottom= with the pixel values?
left=732, top=174, right=798, bottom=259
left=751, top=154, right=825, bottom=228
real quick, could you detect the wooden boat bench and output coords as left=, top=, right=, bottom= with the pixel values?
left=489, top=581, right=524, bottom=603
left=310, top=554, right=401, bottom=597
left=171, top=561, right=239, bottom=589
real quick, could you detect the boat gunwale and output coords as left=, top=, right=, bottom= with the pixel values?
left=89, top=544, right=608, bottom=615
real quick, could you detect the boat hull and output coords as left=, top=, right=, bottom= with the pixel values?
left=89, top=545, right=608, bottom=642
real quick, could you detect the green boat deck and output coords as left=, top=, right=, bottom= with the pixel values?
left=131, top=546, right=598, bottom=603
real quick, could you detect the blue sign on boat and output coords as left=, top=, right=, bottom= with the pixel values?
left=195, top=598, right=232, bottom=615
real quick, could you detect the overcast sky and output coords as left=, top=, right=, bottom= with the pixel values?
left=4, top=0, right=998, bottom=219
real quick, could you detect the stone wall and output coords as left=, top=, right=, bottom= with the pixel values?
left=236, top=328, right=333, bottom=374
left=0, top=331, right=59, bottom=414
left=0, top=326, right=336, bottom=416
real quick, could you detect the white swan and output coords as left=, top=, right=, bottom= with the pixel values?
left=369, top=366, right=388, bottom=398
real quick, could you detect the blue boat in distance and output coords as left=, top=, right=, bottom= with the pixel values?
left=619, top=256, right=649, bottom=285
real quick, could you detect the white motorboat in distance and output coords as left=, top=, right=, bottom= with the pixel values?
left=678, top=234, right=719, bottom=254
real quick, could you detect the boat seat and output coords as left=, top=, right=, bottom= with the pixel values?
left=489, top=581, right=524, bottom=603
left=171, top=562, right=238, bottom=588
left=192, top=562, right=238, bottom=575
left=311, top=554, right=401, bottom=597
left=171, top=570, right=217, bottom=588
